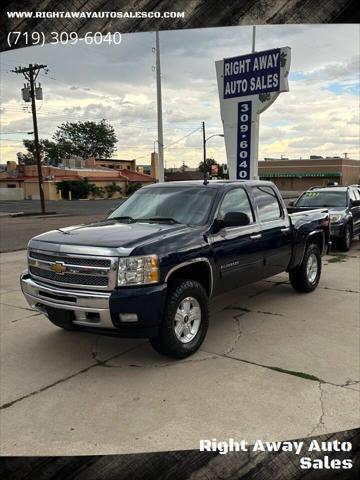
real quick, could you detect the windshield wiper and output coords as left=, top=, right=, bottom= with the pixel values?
left=111, top=216, right=136, bottom=223
left=56, top=228, right=70, bottom=234
left=136, top=217, right=181, bottom=224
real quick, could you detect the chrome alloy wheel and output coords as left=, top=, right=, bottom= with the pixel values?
left=306, top=253, right=318, bottom=284
left=174, top=296, right=201, bottom=343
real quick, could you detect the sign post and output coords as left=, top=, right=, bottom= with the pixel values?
left=216, top=47, right=291, bottom=180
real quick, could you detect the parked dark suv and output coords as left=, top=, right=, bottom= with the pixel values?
left=291, top=186, right=360, bottom=251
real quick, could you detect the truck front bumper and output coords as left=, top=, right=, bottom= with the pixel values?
left=330, top=223, right=345, bottom=239
left=20, top=271, right=167, bottom=338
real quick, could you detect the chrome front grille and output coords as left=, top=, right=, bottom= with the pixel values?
left=29, top=266, right=109, bottom=286
left=28, top=249, right=118, bottom=290
left=29, top=250, right=111, bottom=268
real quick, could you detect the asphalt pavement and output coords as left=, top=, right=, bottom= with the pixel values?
left=0, top=192, right=299, bottom=215
left=0, top=199, right=123, bottom=215
left=0, top=199, right=124, bottom=252
left=0, top=243, right=359, bottom=455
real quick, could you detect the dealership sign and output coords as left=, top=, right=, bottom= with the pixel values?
left=216, top=47, right=291, bottom=179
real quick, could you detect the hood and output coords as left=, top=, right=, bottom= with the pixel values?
left=327, top=207, right=347, bottom=215
left=31, top=220, right=193, bottom=249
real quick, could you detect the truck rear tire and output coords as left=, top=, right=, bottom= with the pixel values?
left=337, top=224, right=352, bottom=252
left=150, top=279, right=209, bottom=359
left=289, top=244, right=321, bottom=293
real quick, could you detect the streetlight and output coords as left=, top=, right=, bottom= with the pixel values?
left=206, top=133, right=225, bottom=142
left=202, top=121, right=224, bottom=184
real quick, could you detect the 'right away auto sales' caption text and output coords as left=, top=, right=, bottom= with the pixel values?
left=200, top=438, right=353, bottom=469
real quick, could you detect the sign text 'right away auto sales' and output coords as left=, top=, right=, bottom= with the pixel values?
left=223, top=48, right=281, bottom=99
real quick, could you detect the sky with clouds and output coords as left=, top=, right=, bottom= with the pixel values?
left=0, top=24, right=359, bottom=168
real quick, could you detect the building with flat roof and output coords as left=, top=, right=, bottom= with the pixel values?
left=259, top=156, right=359, bottom=190
left=85, top=157, right=136, bottom=170
left=0, top=163, right=155, bottom=200
left=165, top=171, right=204, bottom=181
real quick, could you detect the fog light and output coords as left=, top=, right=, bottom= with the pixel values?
left=119, top=313, right=138, bottom=323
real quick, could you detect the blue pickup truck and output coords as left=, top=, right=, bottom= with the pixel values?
left=21, top=180, right=330, bottom=358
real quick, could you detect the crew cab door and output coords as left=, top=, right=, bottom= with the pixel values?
left=209, top=186, right=264, bottom=293
left=349, top=188, right=360, bottom=235
left=250, top=185, right=292, bottom=277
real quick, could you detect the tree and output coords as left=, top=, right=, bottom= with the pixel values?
left=16, top=119, right=117, bottom=166
left=104, top=182, right=122, bottom=198
left=198, top=158, right=228, bottom=178
left=56, top=179, right=92, bottom=199
left=126, top=182, right=142, bottom=196
left=88, top=184, right=105, bottom=198
left=17, top=139, right=62, bottom=166
left=17, top=139, right=43, bottom=165
left=42, top=139, right=64, bottom=165
left=53, top=119, right=117, bottom=159
left=198, top=158, right=218, bottom=172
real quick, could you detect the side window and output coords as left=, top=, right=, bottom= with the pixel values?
left=349, top=189, right=358, bottom=201
left=252, top=186, right=282, bottom=222
left=218, top=188, right=254, bottom=223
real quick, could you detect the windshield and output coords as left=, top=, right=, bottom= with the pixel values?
left=108, top=186, right=217, bottom=226
left=296, top=191, right=347, bottom=208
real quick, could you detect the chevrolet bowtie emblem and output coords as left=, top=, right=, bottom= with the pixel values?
left=52, top=262, right=67, bottom=274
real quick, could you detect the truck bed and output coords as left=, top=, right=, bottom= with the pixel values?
left=286, top=207, right=330, bottom=270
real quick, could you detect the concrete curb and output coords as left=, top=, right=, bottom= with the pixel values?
left=9, top=211, right=57, bottom=218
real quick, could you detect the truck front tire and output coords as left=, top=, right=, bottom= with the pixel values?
left=150, top=279, right=209, bottom=359
left=337, top=223, right=352, bottom=252
left=289, top=244, right=321, bottom=293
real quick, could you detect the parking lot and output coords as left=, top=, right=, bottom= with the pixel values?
left=0, top=241, right=359, bottom=456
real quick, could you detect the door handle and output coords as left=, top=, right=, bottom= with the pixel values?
left=281, top=227, right=290, bottom=233
left=250, top=234, right=262, bottom=239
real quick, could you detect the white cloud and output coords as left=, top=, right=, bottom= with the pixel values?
left=0, top=24, right=359, bottom=167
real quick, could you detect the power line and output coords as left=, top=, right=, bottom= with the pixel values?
left=0, top=131, right=33, bottom=134
left=1, top=106, right=157, bottom=122
left=45, top=71, right=134, bottom=103
left=0, top=139, right=25, bottom=142
left=133, top=125, right=202, bottom=162
left=1, top=106, right=205, bottom=130
left=163, top=126, right=202, bottom=149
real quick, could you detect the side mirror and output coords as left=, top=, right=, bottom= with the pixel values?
left=350, top=200, right=360, bottom=207
left=288, top=200, right=295, bottom=207
left=216, top=211, right=250, bottom=229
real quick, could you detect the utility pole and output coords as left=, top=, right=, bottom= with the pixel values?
left=155, top=32, right=165, bottom=182
left=12, top=64, right=47, bottom=213
left=251, top=26, right=258, bottom=179
left=202, top=126, right=224, bottom=183
left=202, top=121, right=208, bottom=184
left=252, top=26, right=256, bottom=52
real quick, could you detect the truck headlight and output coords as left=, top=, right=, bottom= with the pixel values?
left=117, top=255, right=159, bottom=286
left=330, top=214, right=342, bottom=224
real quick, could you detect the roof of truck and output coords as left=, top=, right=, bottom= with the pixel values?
left=143, top=180, right=274, bottom=188
left=310, top=187, right=349, bottom=192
